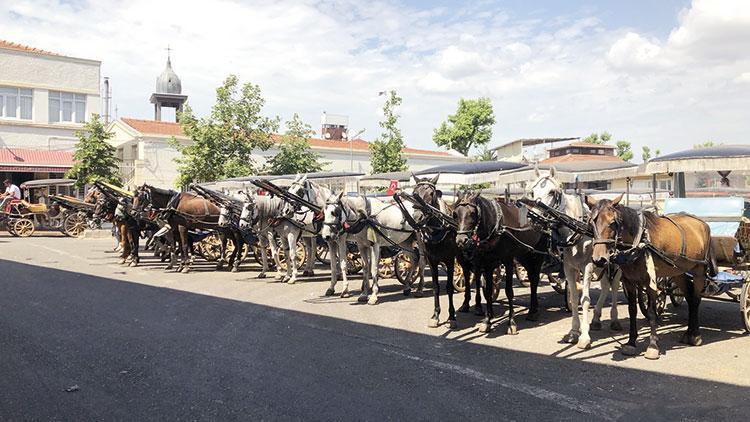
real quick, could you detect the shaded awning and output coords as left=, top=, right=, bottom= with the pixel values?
left=643, top=145, right=750, bottom=173
left=20, top=178, right=76, bottom=189
left=0, top=148, right=74, bottom=173
left=493, top=162, right=639, bottom=185
left=0, top=165, right=71, bottom=173
left=414, top=161, right=526, bottom=185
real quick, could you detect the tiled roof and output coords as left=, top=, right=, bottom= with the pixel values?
left=540, top=154, right=625, bottom=164
left=0, top=148, right=74, bottom=167
left=0, top=39, right=59, bottom=56
left=120, top=118, right=455, bottom=157
left=549, top=141, right=616, bottom=151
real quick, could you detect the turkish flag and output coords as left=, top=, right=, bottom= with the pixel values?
left=387, top=180, right=399, bottom=195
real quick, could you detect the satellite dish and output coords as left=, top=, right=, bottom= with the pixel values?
left=324, top=132, right=331, bottom=139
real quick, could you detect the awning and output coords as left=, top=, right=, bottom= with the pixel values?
left=643, top=145, right=750, bottom=174
left=0, top=148, right=74, bottom=173
left=0, top=165, right=71, bottom=173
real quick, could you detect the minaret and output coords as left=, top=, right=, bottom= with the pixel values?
left=149, top=49, right=187, bottom=122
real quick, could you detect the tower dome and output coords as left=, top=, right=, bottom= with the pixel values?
left=155, top=55, right=182, bottom=94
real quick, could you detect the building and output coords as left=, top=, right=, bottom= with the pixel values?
left=0, top=40, right=101, bottom=184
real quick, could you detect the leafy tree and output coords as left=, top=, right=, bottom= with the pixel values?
left=66, top=114, right=121, bottom=188
left=266, top=114, right=328, bottom=175
left=582, top=132, right=612, bottom=144
left=433, top=97, right=495, bottom=156
left=473, top=146, right=497, bottom=162
left=370, top=90, right=407, bottom=174
left=655, top=149, right=661, bottom=157
left=616, top=140, right=633, bottom=161
left=641, top=145, right=651, bottom=162
left=694, top=141, right=717, bottom=149
left=172, top=75, right=279, bottom=187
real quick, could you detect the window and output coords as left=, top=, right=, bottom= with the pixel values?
left=49, top=91, right=86, bottom=123
left=0, top=87, right=33, bottom=120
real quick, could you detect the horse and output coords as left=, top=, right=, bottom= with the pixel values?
left=408, top=173, right=473, bottom=329
left=320, top=193, right=375, bottom=301
left=91, top=185, right=139, bottom=265
left=453, top=190, right=547, bottom=335
left=192, top=185, right=248, bottom=273
left=588, top=194, right=715, bottom=359
left=133, top=184, right=183, bottom=270
left=527, top=167, right=623, bottom=350
left=284, top=174, right=332, bottom=278
left=160, top=191, right=222, bottom=273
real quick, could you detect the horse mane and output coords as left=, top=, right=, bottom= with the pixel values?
left=616, top=203, right=642, bottom=239
left=146, top=185, right=176, bottom=197
left=475, top=195, right=499, bottom=237
left=254, top=195, right=285, bottom=219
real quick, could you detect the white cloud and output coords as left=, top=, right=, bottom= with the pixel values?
left=607, top=32, right=665, bottom=69
left=735, top=72, right=750, bottom=84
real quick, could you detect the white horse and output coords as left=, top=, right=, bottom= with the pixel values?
left=528, top=167, right=622, bottom=349
left=285, top=175, right=335, bottom=277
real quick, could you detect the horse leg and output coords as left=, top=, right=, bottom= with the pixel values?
left=479, top=266, right=495, bottom=334
left=504, top=260, right=517, bottom=335
left=368, top=245, right=381, bottom=305
left=257, top=234, right=270, bottom=278
left=337, top=240, right=351, bottom=298
left=680, top=273, right=704, bottom=346
left=577, top=263, right=594, bottom=349
left=609, top=269, right=622, bottom=331
left=428, top=255, right=441, bottom=328
left=303, top=237, right=315, bottom=277
left=458, top=262, right=472, bottom=313
left=621, top=280, right=639, bottom=356
left=286, top=232, right=298, bottom=284
left=129, top=224, right=140, bottom=267
left=644, top=284, right=661, bottom=360
left=562, top=263, right=581, bottom=344
left=216, top=231, right=228, bottom=270
left=446, top=260, right=457, bottom=328
left=525, top=260, right=541, bottom=321
left=358, top=245, right=371, bottom=303
left=230, top=233, right=242, bottom=272
left=473, top=268, right=484, bottom=316
left=325, top=239, right=339, bottom=296
left=402, top=248, right=418, bottom=296
left=179, top=225, right=191, bottom=273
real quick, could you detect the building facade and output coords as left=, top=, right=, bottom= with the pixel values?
left=0, top=40, right=100, bottom=184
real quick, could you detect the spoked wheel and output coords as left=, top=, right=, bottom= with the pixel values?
left=394, top=251, right=422, bottom=286
left=451, top=259, right=466, bottom=292
left=316, top=241, right=331, bottom=265
left=346, top=250, right=363, bottom=275
left=740, top=282, right=750, bottom=334
left=197, top=233, right=223, bottom=261
left=515, top=263, right=530, bottom=287
left=252, top=244, right=276, bottom=268
left=275, top=239, right=305, bottom=271
left=13, top=218, right=35, bottom=237
left=62, top=212, right=87, bottom=237
left=378, top=257, right=395, bottom=279
left=6, top=219, right=18, bottom=236
left=548, top=272, right=566, bottom=295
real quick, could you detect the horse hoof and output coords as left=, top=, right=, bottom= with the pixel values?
left=562, top=332, right=579, bottom=344
left=118, top=259, right=126, bottom=265
left=340, top=291, right=351, bottom=299
left=620, top=344, right=638, bottom=356
left=428, top=318, right=439, bottom=328
left=447, top=320, right=458, bottom=329
left=691, top=335, right=703, bottom=347
left=645, top=346, right=660, bottom=360
left=181, top=267, right=190, bottom=274
left=287, top=278, right=296, bottom=285
left=590, top=320, right=602, bottom=331
left=457, top=304, right=470, bottom=313
left=478, top=322, right=491, bottom=333
left=525, top=311, right=539, bottom=322
left=609, top=320, right=623, bottom=331
left=357, top=295, right=368, bottom=303
left=257, top=273, right=267, bottom=279
left=403, top=289, right=411, bottom=297
left=507, top=324, right=518, bottom=335
left=576, top=337, right=592, bottom=350
left=325, top=288, right=335, bottom=296
left=368, top=296, right=378, bottom=305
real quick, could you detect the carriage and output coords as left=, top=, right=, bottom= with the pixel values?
left=0, top=179, right=93, bottom=237
left=638, top=197, right=750, bottom=333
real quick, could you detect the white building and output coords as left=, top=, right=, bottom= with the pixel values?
left=0, top=40, right=101, bottom=184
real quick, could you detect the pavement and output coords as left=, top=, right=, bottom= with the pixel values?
left=1, top=232, right=749, bottom=421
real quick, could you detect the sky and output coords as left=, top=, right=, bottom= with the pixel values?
left=2, top=0, right=749, bottom=160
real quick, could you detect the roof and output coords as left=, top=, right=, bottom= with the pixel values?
left=0, top=148, right=74, bottom=169
left=543, top=159, right=636, bottom=173
left=20, top=178, right=76, bottom=188
left=644, top=145, right=750, bottom=173
left=118, top=117, right=458, bottom=157
left=490, top=137, right=579, bottom=150
left=415, top=160, right=525, bottom=176
left=651, top=145, right=750, bottom=162
left=548, top=142, right=616, bottom=151
left=360, top=171, right=413, bottom=182
left=540, top=154, right=624, bottom=164
left=0, top=39, right=58, bottom=56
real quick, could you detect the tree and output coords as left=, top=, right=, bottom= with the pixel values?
left=694, top=141, right=717, bottom=149
left=641, top=145, right=651, bottom=162
left=266, top=114, right=328, bottom=175
left=370, top=90, right=407, bottom=174
left=473, top=146, right=497, bottom=162
left=655, top=149, right=661, bottom=157
left=616, top=140, right=633, bottom=161
left=172, top=75, right=279, bottom=187
left=433, top=97, right=495, bottom=156
left=66, top=114, right=121, bottom=188
left=582, top=132, right=612, bottom=144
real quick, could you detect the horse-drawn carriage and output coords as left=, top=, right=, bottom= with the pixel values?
left=1, top=179, right=94, bottom=237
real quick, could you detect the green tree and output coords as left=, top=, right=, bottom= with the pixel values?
left=473, top=146, right=497, bottom=162
left=582, top=132, right=612, bottom=144
left=616, top=140, right=633, bottom=161
left=66, top=114, right=121, bottom=188
left=655, top=149, right=661, bottom=157
left=694, top=141, right=717, bottom=149
left=266, top=114, right=328, bottom=175
left=172, top=75, right=279, bottom=187
left=641, top=145, right=651, bottom=162
left=433, top=97, right=495, bottom=156
left=370, top=90, right=407, bottom=174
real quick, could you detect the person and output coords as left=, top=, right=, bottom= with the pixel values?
left=1, top=179, right=21, bottom=212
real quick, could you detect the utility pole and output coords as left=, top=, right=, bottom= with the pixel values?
left=348, top=129, right=366, bottom=172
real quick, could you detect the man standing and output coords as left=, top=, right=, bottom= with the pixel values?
left=1, top=179, right=22, bottom=212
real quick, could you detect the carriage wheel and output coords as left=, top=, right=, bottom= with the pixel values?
left=316, top=241, right=331, bottom=265
left=491, top=266, right=504, bottom=302
left=548, top=272, right=566, bottom=295
left=13, top=218, right=35, bottom=237
left=394, top=251, right=422, bottom=286
left=378, top=257, right=395, bottom=279
left=740, top=282, right=750, bottom=334
left=252, top=244, right=276, bottom=268
left=346, top=250, right=363, bottom=275
left=198, top=234, right=223, bottom=262
left=63, top=212, right=87, bottom=238
left=275, top=239, right=305, bottom=271
left=451, top=259, right=466, bottom=292
left=515, top=263, right=530, bottom=287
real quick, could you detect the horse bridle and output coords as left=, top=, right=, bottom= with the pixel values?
left=454, top=199, right=482, bottom=238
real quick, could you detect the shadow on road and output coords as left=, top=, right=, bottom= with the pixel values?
left=1, top=259, right=748, bottom=421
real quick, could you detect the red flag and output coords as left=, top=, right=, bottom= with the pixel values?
left=387, top=180, right=398, bottom=195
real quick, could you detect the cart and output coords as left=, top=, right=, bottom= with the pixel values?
left=1, top=179, right=84, bottom=237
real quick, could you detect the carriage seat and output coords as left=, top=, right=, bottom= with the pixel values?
left=25, top=202, right=48, bottom=213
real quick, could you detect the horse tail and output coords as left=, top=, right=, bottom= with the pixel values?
left=706, top=228, right=718, bottom=278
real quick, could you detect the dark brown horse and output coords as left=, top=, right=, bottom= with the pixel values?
left=165, top=192, right=222, bottom=273
left=588, top=194, right=715, bottom=359
left=409, top=174, right=473, bottom=329
left=453, top=191, right=548, bottom=335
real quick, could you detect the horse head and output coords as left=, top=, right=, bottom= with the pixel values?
left=239, top=192, right=258, bottom=230
left=321, top=192, right=346, bottom=241
left=587, top=193, right=624, bottom=267
left=410, top=173, right=441, bottom=225
left=527, top=165, right=563, bottom=209
left=453, top=190, right=481, bottom=250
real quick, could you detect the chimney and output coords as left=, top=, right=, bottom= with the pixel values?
left=103, top=77, right=111, bottom=124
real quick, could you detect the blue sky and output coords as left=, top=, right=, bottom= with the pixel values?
left=1, top=0, right=748, bottom=160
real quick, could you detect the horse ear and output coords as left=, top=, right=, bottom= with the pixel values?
left=611, top=193, right=624, bottom=206
left=549, top=166, right=556, bottom=177
left=533, top=164, right=540, bottom=178
left=585, top=194, right=598, bottom=210
left=430, top=173, right=440, bottom=185
left=300, top=174, right=308, bottom=184
left=411, top=172, right=419, bottom=183
left=435, top=189, right=443, bottom=199
left=337, top=191, right=344, bottom=201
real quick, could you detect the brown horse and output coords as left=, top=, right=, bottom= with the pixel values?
left=588, top=194, right=715, bottom=360
left=90, top=188, right=137, bottom=264
left=167, top=192, right=222, bottom=273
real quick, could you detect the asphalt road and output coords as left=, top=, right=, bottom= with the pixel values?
left=1, top=234, right=749, bottom=421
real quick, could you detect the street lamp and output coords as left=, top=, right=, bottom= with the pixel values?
left=346, top=128, right=366, bottom=172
